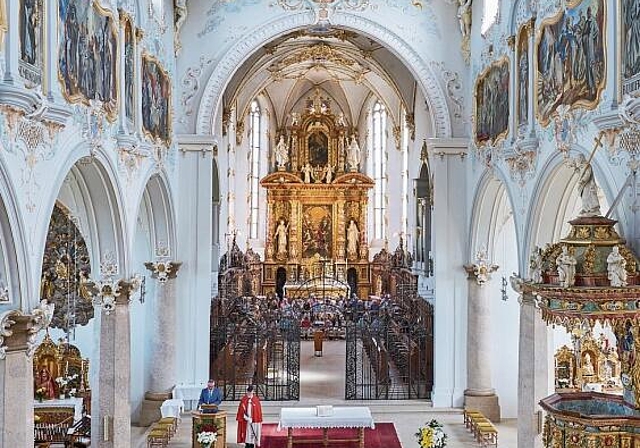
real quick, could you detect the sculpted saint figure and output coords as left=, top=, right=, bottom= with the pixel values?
left=302, top=163, right=313, bottom=183
left=324, top=164, right=334, bottom=184
left=529, top=246, right=543, bottom=283
left=275, top=219, right=289, bottom=255
left=346, top=135, right=361, bottom=171
left=346, top=219, right=359, bottom=258
left=583, top=353, right=595, bottom=376
left=274, top=135, right=289, bottom=168
left=607, top=245, right=628, bottom=287
left=556, top=246, right=577, bottom=288
left=575, top=155, right=602, bottom=217
left=457, top=0, right=473, bottom=39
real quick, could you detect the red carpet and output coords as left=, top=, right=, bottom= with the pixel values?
left=260, top=422, right=401, bottom=448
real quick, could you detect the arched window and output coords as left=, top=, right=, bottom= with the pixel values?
left=481, top=0, right=499, bottom=35
left=249, top=100, right=261, bottom=239
left=372, top=101, right=387, bottom=240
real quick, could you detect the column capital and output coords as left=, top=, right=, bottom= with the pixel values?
left=0, top=299, right=54, bottom=359
left=144, top=261, right=182, bottom=284
left=92, top=277, right=141, bottom=314
left=465, top=247, right=499, bottom=285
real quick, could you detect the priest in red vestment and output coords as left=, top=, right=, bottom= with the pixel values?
left=236, top=385, right=263, bottom=447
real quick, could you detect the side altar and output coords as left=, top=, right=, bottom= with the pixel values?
left=260, top=89, right=374, bottom=299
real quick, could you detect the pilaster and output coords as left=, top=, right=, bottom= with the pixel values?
left=427, top=138, right=469, bottom=408
left=464, top=251, right=500, bottom=422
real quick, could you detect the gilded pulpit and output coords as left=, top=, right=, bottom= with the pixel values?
left=260, top=90, right=373, bottom=299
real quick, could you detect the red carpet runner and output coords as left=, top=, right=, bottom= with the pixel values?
left=260, top=422, right=401, bottom=448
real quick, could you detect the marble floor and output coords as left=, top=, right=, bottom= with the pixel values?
left=132, top=341, right=517, bottom=447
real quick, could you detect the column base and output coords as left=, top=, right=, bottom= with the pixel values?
left=464, top=392, right=501, bottom=423
left=139, top=391, right=172, bottom=427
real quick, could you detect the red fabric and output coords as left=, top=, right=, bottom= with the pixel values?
left=236, top=395, right=264, bottom=443
left=259, top=422, right=401, bottom=448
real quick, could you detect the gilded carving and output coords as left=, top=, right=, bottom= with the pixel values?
left=582, top=245, right=596, bottom=275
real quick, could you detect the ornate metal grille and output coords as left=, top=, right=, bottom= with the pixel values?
left=210, top=296, right=300, bottom=401
left=345, top=301, right=433, bottom=400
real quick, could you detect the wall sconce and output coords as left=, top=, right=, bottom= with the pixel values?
left=501, top=276, right=509, bottom=301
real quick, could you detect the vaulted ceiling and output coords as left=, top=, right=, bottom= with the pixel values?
left=224, top=27, right=418, bottom=129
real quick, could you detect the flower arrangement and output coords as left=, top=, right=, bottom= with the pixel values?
left=55, top=374, right=79, bottom=397
left=416, top=419, right=447, bottom=448
left=195, top=423, right=218, bottom=448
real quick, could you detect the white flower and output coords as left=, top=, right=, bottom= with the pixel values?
left=197, top=431, right=218, bottom=444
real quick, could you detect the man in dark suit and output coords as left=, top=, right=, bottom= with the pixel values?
left=198, top=379, right=222, bottom=409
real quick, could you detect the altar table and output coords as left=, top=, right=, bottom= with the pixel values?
left=172, top=383, right=207, bottom=410
left=278, top=407, right=374, bottom=448
left=34, top=397, right=83, bottom=422
left=161, top=398, right=185, bottom=418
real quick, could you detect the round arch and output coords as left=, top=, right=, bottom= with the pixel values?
left=34, top=141, right=129, bottom=304
left=0, top=158, right=30, bottom=309
left=524, top=149, right=614, bottom=267
left=195, top=12, right=452, bottom=138
left=469, top=169, right=521, bottom=269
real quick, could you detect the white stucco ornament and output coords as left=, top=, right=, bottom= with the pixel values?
left=465, top=247, right=499, bottom=285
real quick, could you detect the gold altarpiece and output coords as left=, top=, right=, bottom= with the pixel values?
left=260, top=92, right=374, bottom=299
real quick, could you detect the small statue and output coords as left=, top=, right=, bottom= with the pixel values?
left=572, top=154, right=602, bottom=217
left=607, top=245, right=628, bottom=287
left=174, top=0, right=188, bottom=55
left=274, top=135, right=289, bottom=169
left=346, top=219, right=359, bottom=258
left=556, top=246, right=577, bottom=288
left=529, top=246, right=543, bottom=283
left=336, top=112, right=346, bottom=127
left=583, top=353, right=595, bottom=376
left=346, top=135, right=361, bottom=171
left=275, top=219, right=289, bottom=255
left=290, top=112, right=300, bottom=126
left=324, top=164, right=334, bottom=184
left=301, top=163, right=313, bottom=183
left=457, top=0, right=473, bottom=39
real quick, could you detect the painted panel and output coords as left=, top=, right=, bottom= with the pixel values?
left=142, top=55, right=172, bottom=144
left=302, top=205, right=332, bottom=259
left=58, top=0, right=118, bottom=118
left=536, top=0, right=605, bottom=126
left=516, top=25, right=530, bottom=128
left=474, top=58, right=510, bottom=146
left=122, top=13, right=135, bottom=122
left=623, top=0, right=640, bottom=93
left=19, top=0, right=43, bottom=87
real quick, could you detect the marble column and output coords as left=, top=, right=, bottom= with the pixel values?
left=464, top=251, right=500, bottom=421
left=139, top=261, right=182, bottom=426
left=92, top=279, right=136, bottom=448
left=0, top=301, right=53, bottom=447
left=517, top=287, right=548, bottom=448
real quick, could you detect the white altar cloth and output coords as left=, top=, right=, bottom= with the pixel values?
left=34, top=397, right=83, bottom=422
left=161, top=398, right=185, bottom=418
left=278, top=407, right=374, bottom=430
left=172, top=383, right=207, bottom=410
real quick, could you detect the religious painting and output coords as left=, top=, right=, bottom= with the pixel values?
left=40, top=203, right=93, bottom=332
left=58, top=0, right=118, bottom=118
left=19, top=0, right=43, bottom=87
left=122, top=12, right=135, bottom=123
left=302, top=205, right=333, bottom=259
left=308, top=131, right=329, bottom=166
left=142, top=55, right=172, bottom=144
left=536, top=0, right=606, bottom=126
left=622, top=0, right=640, bottom=93
left=474, top=58, right=510, bottom=146
left=516, top=25, right=530, bottom=128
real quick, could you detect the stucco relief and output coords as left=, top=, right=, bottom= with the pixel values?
left=430, top=61, right=465, bottom=122
left=195, top=12, right=452, bottom=137
left=180, top=55, right=214, bottom=121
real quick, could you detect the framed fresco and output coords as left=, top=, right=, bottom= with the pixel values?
left=516, top=24, right=530, bottom=129
left=142, top=54, right=172, bottom=144
left=58, top=0, right=118, bottom=119
left=19, top=0, right=43, bottom=87
left=121, top=10, right=136, bottom=123
left=622, top=0, right=640, bottom=94
left=474, top=57, right=510, bottom=146
left=301, top=205, right=333, bottom=259
left=536, top=0, right=606, bottom=126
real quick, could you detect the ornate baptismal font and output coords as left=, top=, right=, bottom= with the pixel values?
left=260, top=90, right=374, bottom=299
left=516, top=182, right=640, bottom=445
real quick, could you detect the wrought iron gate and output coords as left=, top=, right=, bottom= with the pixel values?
left=345, top=305, right=433, bottom=400
left=210, top=297, right=300, bottom=401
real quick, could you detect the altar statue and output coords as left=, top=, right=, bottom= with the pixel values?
left=529, top=246, right=543, bottom=283
left=275, top=135, right=289, bottom=169
left=346, top=135, right=361, bottom=171
left=457, top=0, right=473, bottom=40
left=346, top=219, right=359, bottom=258
left=275, top=219, right=289, bottom=255
left=556, top=246, right=577, bottom=288
left=35, top=367, right=57, bottom=400
left=324, top=164, right=334, bottom=184
left=302, top=163, right=313, bottom=183
left=583, top=353, right=595, bottom=376
left=607, top=245, right=628, bottom=287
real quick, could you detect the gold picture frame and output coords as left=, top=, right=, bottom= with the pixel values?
left=473, top=56, right=510, bottom=147
left=141, top=53, right=172, bottom=146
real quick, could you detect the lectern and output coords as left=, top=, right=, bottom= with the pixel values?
left=192, top=409, right=226, bottom=448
